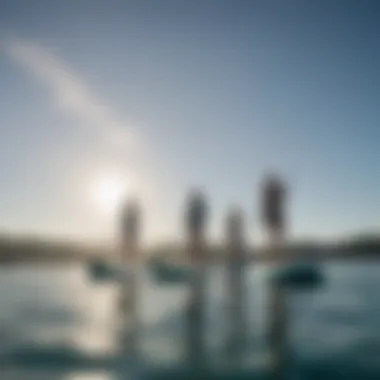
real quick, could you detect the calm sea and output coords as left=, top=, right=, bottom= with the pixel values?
left=0, top=261, right=379, bottom=379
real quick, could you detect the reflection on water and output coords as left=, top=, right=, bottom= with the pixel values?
left=0, top=261, right=379, bottom=379
left=0, top=371, right=116, bottom=380
left=67, top=373, right=115, bottom=380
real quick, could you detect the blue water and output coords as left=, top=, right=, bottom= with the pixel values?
left=0, top=261, right=379, bottom=379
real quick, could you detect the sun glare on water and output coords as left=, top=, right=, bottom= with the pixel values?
left=90, top=173, right=128, bottom=217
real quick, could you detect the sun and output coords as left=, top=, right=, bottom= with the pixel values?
left=90, top=173, right=128, bottom=217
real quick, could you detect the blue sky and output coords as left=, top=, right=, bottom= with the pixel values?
left=0, top=0, right=379, bottom=244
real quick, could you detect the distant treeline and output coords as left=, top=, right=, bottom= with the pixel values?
left=0, top=234, right=108, bottom=264
left=333, top=234, right=380, bottom=257
left=147, top=238, right=380, bottom=263
left=0, top=233, right=379, bottom=264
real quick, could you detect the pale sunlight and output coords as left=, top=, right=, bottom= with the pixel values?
left=90, top=173, right=129, bottom=217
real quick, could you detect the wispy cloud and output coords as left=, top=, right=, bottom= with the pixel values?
left=3, top=37, right=138, bottom=151
left=2, top=37, right=162, bottom=207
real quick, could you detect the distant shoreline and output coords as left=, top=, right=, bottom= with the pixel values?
left=0, top=234, right=379, bottom=264
left=1, top=250, right=380, bottom=265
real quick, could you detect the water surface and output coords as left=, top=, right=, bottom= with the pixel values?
left=0, top=261, right=379, bottom=379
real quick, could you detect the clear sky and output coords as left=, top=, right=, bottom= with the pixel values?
left=0, top=0, right=379, bottom=245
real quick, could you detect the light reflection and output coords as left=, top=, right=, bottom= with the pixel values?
left=68, top=326, right=118, bottom=355
left=67, top=372, right=116, bottom=380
